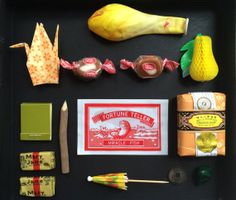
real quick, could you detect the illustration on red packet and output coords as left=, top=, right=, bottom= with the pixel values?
left=77, top=99, right=168, bottom=155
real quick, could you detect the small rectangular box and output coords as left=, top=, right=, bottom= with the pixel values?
left=20, top=103, right=52, bottom=141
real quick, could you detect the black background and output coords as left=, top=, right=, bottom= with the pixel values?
left=0, top=0, right=235, bottom=199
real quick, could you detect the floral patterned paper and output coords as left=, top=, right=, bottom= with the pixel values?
left=10, top=23, right=60, bottom=86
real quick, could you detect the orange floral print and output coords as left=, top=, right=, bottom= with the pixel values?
left=32, top=54, right=42, bottom=63
left=10, top=23, right=60, bottom=86
left=43, top=52, right=51, bottom=61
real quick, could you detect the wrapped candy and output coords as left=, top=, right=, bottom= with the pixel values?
left=120, top=55, right=179, bottom=78
left=60, top=57, right=116, bottom=80
left=19, top=176, right=55, bottom=197
left=177, top=92, right=226, bottom=157
left=20, top=151, right=55, bottom=171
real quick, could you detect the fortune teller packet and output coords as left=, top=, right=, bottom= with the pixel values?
left=177, top=92, right=226, bottom=156
left=20, top=151, right=55, bottom=171
left=19, top=176, right=55, bottom=197
left=77, top=99, right=168, bottom=155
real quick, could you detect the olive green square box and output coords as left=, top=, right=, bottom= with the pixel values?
left=20, top=103, right=52, bottom=141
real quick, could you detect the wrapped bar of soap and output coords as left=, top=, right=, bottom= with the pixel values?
left=177, top=92, right=226, bottom=156
left=60, top=57, right=116, bottom=80
left=120, top=55, right=179, bottom=79
left=20, top=151, right=55, bottom=171
left=20, top=176, right=55, bottom=197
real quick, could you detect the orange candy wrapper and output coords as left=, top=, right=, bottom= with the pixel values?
left=177, top=92, right=226, bottom=157
left=10, top=23, right=60, bottom=86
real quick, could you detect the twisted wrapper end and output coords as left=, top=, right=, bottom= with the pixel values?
left=120, top=59, right=135, bottom=70
left=163, top=58, right=179, bottom=71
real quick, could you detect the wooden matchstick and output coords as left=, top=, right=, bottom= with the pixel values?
left=59, top=101, right=70, bottom=174
left=128, top=179, right=169, bottom=184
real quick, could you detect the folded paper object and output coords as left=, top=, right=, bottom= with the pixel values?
left=20, top=151, right=55, bottom=171
left=10, top=23, right=59, bottom=86
left=19, top=176, right=55, bottom=197
left=77, top=99, right=168, bottom=155
left=177, top=92, right=226, bottom=156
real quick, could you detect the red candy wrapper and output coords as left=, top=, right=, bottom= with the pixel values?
left=60, top=57, right=116, bottom=80
left=120, top=55, right=179, bottom=78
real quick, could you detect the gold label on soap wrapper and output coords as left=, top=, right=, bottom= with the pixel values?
left=196, top=132, right=218, bottom=153
left=178, top=111, right=225, bottom=131
left=189, top=114, right=223, bottom=128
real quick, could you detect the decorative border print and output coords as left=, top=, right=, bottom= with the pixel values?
left=77, top=99, right=168, bottom=155
left=178, top=111, right=225, bottom=131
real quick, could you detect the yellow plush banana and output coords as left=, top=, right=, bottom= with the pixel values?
left=190, top=35, right=219, bottom=81
left=88, top=3, right=189, bottom=41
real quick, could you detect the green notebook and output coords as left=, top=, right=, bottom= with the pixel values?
left=20, top=103, right=52, bottom=141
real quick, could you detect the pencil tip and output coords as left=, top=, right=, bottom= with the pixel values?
left=62, top=101, right=68, bottom=111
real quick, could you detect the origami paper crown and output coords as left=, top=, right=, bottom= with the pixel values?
left=10, top=23, right=60, bottom=86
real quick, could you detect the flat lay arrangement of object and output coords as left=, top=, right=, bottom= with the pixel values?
left=0, top=0, right=235, bottom=200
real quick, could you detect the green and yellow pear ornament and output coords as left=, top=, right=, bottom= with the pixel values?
left=180, top=34, right=219, bottom=82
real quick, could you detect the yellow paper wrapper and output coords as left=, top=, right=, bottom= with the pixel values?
left=20, top=151, right=55, bottom=171
left=10, top=23, right=60, bottom=86
left=20, top=176, right=55, bottom=197
left=177, top=92, right=226, bottom=156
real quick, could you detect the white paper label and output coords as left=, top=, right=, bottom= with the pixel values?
left=191, top=92, right=216, bottom=110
